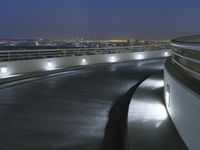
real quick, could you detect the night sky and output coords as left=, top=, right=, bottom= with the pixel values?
left=0, top=0, right=200, bottom=40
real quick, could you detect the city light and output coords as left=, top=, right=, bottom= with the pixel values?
left=165, top=91, right=170, bottom=107
left=0, top=66, right=8, bottom=74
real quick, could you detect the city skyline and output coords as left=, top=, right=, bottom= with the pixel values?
left=1, top=0, right=200, bottom=40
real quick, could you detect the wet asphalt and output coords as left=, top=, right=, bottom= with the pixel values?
left=128, top=73, right=188, bottom=150
left=0, top=59, right=164, bottom=150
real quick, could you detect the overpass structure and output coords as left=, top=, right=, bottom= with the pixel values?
left=0, top=41, right=198, bottom=150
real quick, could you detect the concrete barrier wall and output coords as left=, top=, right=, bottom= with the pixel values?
left=0, top=50, right=170, bottom=77
left=164, top=67, right=200, bottom=150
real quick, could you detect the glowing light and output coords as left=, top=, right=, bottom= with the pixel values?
left=47, top=62, right=53, bottom=67
left=165, top=84, right=170, bottom=107
left=82, top=58, right=86, bottom=64
left=136, top=54, right=144, bottom=60
left=165, top=92, right=170, bottom=107
left=46, top=61, right=54, bottom=70
left=35, top=41, right=39, bottom=46
left=164, top=52, right=169, bottom=56
left=1, top=67, right=8, bottom=74
left=110, top=56, right=116, bottom=62
left=111, top=56, right=115, bottom=60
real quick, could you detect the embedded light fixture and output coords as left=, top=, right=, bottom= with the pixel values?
left=46, top=61, right=54, bottom=70
left=164, top=52, right=169, bottom=56
left=165, top=84, right=170, bottom=107
left=136, top=54, right=144, bottom=60
left=47, top=62, right=53, bottom=68
left=82, top=58, right=86, bottom=64
left=1, top=66, right=8, bottom=74
left=110, top=56, right=116, bottom=62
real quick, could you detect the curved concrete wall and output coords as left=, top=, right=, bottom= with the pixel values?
left=164, top=67, right=200, bottom=150
left=0, top=50, right=170, bottom=77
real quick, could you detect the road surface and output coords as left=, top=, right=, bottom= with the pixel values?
left=0, top=59, right=164, bottom=150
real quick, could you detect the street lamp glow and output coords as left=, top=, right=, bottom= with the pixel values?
left=1, top=67, right=8, bottom=74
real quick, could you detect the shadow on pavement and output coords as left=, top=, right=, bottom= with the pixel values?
left=102, top=78, right=148, bottom=150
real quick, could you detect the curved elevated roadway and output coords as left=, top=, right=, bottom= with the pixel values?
left=0, top=59, right=164, bottom=150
